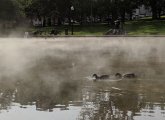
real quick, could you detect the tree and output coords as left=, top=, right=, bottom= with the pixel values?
left=143, top=0, right=165, bottom=19
left=16, top=0, right=165, bottom=27
left=0, top=0, right=24, bottom=22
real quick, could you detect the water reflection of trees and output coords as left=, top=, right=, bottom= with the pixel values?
left=16, top=80, right=81, bottom=111
left=0, top=78, right=15, bottom=111
left=77, top=88, right=165, bottom=120
left=0, top=89, right=13, bottom=110
left=0, top=79, right=81, bottom=112
left=0, top=78, right=165, bottom=120
left=0, top=55, right=83, bottom=112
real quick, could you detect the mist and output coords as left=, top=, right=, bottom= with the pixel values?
left=0, top=37, right=165, bottom=91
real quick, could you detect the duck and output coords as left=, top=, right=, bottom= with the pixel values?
left=123, top=73, right=136, bottom=78
left=92, top=74, right=109, bottom=81
left=115, top=73, right=136, bottom=79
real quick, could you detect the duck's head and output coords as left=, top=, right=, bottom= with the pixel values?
left=93, top=74, right=98, bottom=79
left=115, top=73, right=122, bottom=78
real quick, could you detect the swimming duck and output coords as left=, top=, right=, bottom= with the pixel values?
left=123, top=73, right=136, bottom=78
left=115, top=73, right=136, bottom=79
left=93, top=74, right=109, bottom=81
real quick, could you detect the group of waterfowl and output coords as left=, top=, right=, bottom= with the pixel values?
left=92, top=73, right=136, bottom=81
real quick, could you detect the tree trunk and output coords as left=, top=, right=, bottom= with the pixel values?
left=112, top=11, right=118, bottom=22
left=158, top=9, right=161, bottom=19
left=152, top=8, right=158, bottom=20
left=43, top=17, right=46, bottom=27
left=121, top=10, right=126, bottom=23
left=58, top=17, right=62, bottom=25
left=151, top=0, right=158, bottom=20
left=129, top=11, right=133, bottom=21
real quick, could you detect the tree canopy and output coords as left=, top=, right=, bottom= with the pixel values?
left=0, top=0, right=25, bottom=22
left=0, top=0, right=165, bottom=23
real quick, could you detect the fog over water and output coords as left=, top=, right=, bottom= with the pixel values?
left=0, top=37, right=165, bottom=81
left=0, top=37, right=165, bottom=120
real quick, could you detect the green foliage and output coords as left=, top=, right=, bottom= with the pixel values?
left=22, top=0, right=142, bottom=22
left=1, top=0, right=165, bottom=23
left=0, top=0, right=25, bottom=21
left=143, top=0, right=165, bottom=19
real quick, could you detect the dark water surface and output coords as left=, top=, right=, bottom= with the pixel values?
left=0, top=37, right=165, bottom=120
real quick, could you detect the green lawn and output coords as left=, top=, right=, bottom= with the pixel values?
left=7, top=19, right=165, bottom=36
left=125, top=20, right=165, bottom=35
left=29, top=24, right=110, bottom=36
left=31, top=20, right=165, bottom=36
left=66, top=25, right=109, bottom=35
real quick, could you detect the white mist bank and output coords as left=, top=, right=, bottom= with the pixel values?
left=0, top=37, right=164, bottom=83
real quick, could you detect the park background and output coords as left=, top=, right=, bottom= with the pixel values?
left=0, top=0, right=165, bottom=36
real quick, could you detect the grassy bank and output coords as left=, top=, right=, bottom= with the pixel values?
left=28, top=24, right=110, bottom=36
left=30, top=20, right=165, bottom=36
left=1, top=19, right=165, bottom=37
left=125, top=19, right=165, bottom=35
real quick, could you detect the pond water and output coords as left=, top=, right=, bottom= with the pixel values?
left=0, top=37, right=165, bottom=120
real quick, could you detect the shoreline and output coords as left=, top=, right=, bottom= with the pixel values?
left=1, top=35, right=165, bottom=38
